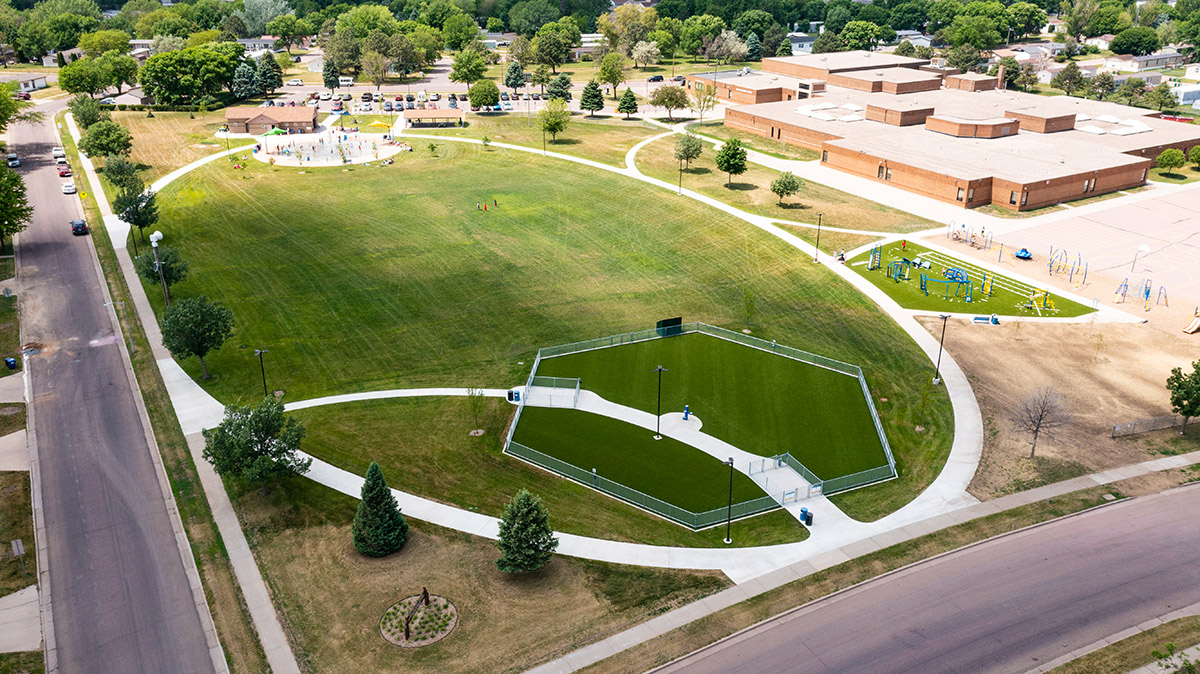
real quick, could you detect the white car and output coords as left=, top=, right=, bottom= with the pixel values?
left=286, top=78, right=303, bottom=86
left=62, top=181, right=76, bottom=194
left=320, top=92, right=331, bottom=100
left=502, top=101, right=513, bottom=110
left=51, top=146, right=65, bottom=158
left=99, top=97, right=116, bottom=105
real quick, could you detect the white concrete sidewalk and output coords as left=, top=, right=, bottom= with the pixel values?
left=0, top=430, right=29, bottom=471
left=0, top=585, right=41, bottom=653
left=0, top=372, right=24, bottom=403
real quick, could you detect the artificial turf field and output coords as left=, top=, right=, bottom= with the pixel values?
left=511, top=406, right=770, bottom=513
left=532, top=332, right=890, bottom=482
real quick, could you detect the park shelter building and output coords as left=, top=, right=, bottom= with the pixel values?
left=696, top=50, right=1200, bottom=211
left=224, top=106, right=319, bottom=134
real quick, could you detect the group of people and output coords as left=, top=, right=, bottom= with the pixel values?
left=476, top=199, right=499, bottom=211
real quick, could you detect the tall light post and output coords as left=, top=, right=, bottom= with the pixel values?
left=542, top=124, right=547, bottom=157
left=813, top=213, right=824, bottom=263
left=148, top=230, right=169, bottom=308
left=255, top=349, right=269, bottom=398
left=933, top=314, right=950, bottom=386
left=653, top=365, right=668, bottom=439
left=1130, top=243, right=1150, bottom=272
left=724, top=457, right=734, bottom=544
left=677, top=157, right=684, bottom=195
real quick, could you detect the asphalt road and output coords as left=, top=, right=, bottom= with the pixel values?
left=660, top=486, right=1200, bottom=674
left=13, top=103, right=216, bottom=672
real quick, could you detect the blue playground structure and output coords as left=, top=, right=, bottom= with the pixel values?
left=868, top=245, right=883, bottom=271
left=1047, top=247, right=1089, bottom=286
left=1014, top=248, right=1033, bottom=260
left=886, top=260, right=911, bottom=282
left=920, top=267, right=973, bottom=302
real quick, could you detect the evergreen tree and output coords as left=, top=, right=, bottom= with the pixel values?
left=504, top=59, right=525, bottom=96
left=894, top=40, right=916, bottom=57
left=777, top=38, right=793, bottom=56
left=617, top=87, right=638, bottom=118
left=232, top=61, right=259, bottom=99
left=580, top=80, right=604, bottom=116
left=745, top=31, right=761, bottom=61
left=322, top=57, right=339, bottom=92
left=546, top=73, right=572, bottom=100
left=495, top=489, right=558, bottom=573
left=715, top=138, right=748, bottom=186
left=352, top=462, right=409, bottom=557
left=811, top=31, right=844, bottom=53
left=257, top=55, right=283, bottom=95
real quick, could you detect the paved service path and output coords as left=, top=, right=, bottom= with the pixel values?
left=64, top=115, right=302, bottom=674
left=0, top=585, right=42, bottom=653
left=654, top=484, right=1200, bottom=674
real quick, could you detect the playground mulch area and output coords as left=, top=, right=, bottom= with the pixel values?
left=928, top=317, right=1200, bottom=499
left=534, top=332, right=891, bottom=482
left=511, top=406, right=771, bottom=513
left=847, top=242, right=1094, bottom=318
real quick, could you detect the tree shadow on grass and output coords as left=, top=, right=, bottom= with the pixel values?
left=549, top=138, right=582, bottom=145
left=724, top=182, right=758, bottom=191
left=683, top=167, right=711, bottom=175
left=775, top=202, right=810, bottom=211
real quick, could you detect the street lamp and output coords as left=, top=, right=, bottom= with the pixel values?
left=1130, top=243, right=1150, bottom=272
left=677, top=157, right=684, bottom=195
left=542, top=125, right=547, bottom=157
left=148, top=230, right=169, bottom=308
left=724, top=457, right=734, bottom=544
left=813, top=213, right=824, bottom=263
left=933, top=314, right=950, bottom=386
left=653, top=365, right=668, bottom=439
left=255, top=349, right=269, bottom=398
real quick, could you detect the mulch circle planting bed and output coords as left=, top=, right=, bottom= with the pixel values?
left=380, top=593, right=458, bottom=648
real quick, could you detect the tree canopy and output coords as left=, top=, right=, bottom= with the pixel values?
left=160, top=294, right=235, bottom=379
left=202, top=397, right=311, bottom=495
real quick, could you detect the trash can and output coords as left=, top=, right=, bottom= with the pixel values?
left=800, top=507, right=808, bottom=520
left=4, top=358, right=15, bottom=370
left=805, top=511, right=814, bottom=526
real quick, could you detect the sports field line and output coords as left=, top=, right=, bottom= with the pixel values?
left=918, top=249, right=1040, bottom=296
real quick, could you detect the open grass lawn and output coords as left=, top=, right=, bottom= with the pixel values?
left=111, top=111, right=227, bottom=183
left=234, top=476, right=732, bottom=674
left=535, top=333, right=889, bottom=480
left=0, top=471, right=34, bottom=597
left=636, top=137, right=935, bottom=233
left=1047, top=615, right=1200, bottom=674
left=975, top=202, right=1066, bottom=218
left=293, top=397, right=806, bottom=547
left=0, top=297, right=20, bottom=378
left=416, top=110, right=661, bottom=167
left=847, top=242, right=1094, bottom=318
left=0, top=652, right=44, bottom=674
left=513, top=407, right=773, bottom=512
left=153, top=144, right=953, bottom=520
left=775, top=224, right=883, bottom=257
left=0, top=258, right=13, bottom=280
left=1150, top=165, right=1200, bottom=184
left=686, top=121, right=819, bottom=162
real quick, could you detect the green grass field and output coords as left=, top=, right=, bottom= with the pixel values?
left=535, top=333, right=889, bottom=480
left=847, top=242, right=1095, bottom=318
left=686, top=121, right=820, bottom=162
left=151, top=144, right=954, bottom=520
left=512, top=406, right=771, bottom=513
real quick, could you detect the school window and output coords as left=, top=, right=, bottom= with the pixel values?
left=822, top=151, right=828, bottom=162
left=1009, top=191, right=1017, bottom=205
left=967, top=188, right=974, bottom=202
left=885, top=168, right=893, bottom=181
left=878, top=166, right=885, bottom=178
left=1142, top=168, right=1148, bottom=180
left=957, top=187, right=965, bottom=201
left=1021, top=191, right=1028, bottom=205
left=1083, top=181, right=1089, bottom=193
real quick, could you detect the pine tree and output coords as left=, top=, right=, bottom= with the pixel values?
left=257, top=55, right=283, bottom=95
left=617, top=87, right=638, bottom=118
left=495, top=489, right=558, bottom=573
left=322, top=57, right=339, bottom=92
left=233, top=61, right=259, bottom=99
left=580, top=80, right=604, bottom=116
left=746, top=32, right=762, bottom=61
left=777, top=38, right=793, bottom=56
left=352, top=462, right=409, bottom=557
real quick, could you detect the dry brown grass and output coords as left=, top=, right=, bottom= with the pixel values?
left=236, top=479, right=728, bottom=674
left=1048, top=615, right=1200, bottom=674
left=110, top=111, right=228, bottom=183
left=0, top=471, right=34, bottom=597
left=920, top=318, right=1200, bottom=499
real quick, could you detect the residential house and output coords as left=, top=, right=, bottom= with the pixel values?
left=41, top=48, right=81, bottom=67
left=894, top=30, right=934, bottom=48
left=787, top=33, right=818, bottom=54
left=570, top=33, right=608, bottom=61
left=1184, top=64, right=1200, bottom=80
left=224, top=105, right=319, bottom=134
left=238, top=36, right=279, bottom=52
left=1171, top=83, right=1200, bottom=106
left=1084, top=34, right=1116, bottom=50
left=0, top=72, right=49, bottom=92
left=1043, top=18, right=1065, bottom=35
left=1103, top=50, right=1186, bottom=72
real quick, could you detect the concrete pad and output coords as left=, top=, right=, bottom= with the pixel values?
left=0, top=585, right=42, bottom=652
left=0, top=430, right=28, bottom=471
left=0, top=373, right=25, bottom=403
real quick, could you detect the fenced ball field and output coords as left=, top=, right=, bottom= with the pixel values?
left=505, top=323, right=897, bottom=529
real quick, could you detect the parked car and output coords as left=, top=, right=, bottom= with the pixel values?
left=405, top=101, right=415, bottom=109
left=52, top=147, right=65, bottom=158
left=55, top=157, right=68, bottom=168
left=70, top=219, right=89, bottom=235
left=405, top=93, right=415, bottom=102
left=430, top=93, right=440, bottom=101
left=62, top=181, right=76, bottom=194
left=99, top=97, right=117, bottom=105
left=383, top=101, right=393, bottom=111
left=531, top=92, right=540, bottom=100
left=395, top=94, right=404, bottom=101
left=500, top=92, right=509, bottom=101
left=361, top=92, right=372, bottom=101
left=332, top=101, right=343, bottom=110
left=470, top=105, right=480, bottom=112
left=11, top=91, right=30, bottom=100
left=502, top=101, right=512, bottom=110
left=341, top=93, right=352, bottom=100
left=308, top=91, right=320, bottom=99
left=286, top=78, right=303, bottom=86
left=523, top=92, right=531, bottom=100
left=58, top=166, right=72, bottom=177
left=448, top=99, right=458, bottom=109
left=5, top=154, right=18, bottom=168
left=320, top=92, right=332, bottom=100
left=672, top=75, right=686, bottom=82
left=647, top=75, right=664, bottom=82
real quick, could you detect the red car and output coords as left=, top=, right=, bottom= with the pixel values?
left=11, top=91, right=30, bottom=100
left=57, top=166, right=72, bottom=177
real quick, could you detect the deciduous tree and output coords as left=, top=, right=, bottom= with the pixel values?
left=674, top=132, right=702, bottom=167
left=539, top=97, right=569, bottom=139
left=597, top=51, right=626, bottom=98
left=714, top=138, right=747, bottom=186
left=649, top=85, right=687, bottom=120
left=161, top=294, right=234, bottom=379
left=449, top=46, right=486, bottom=84
left=1009, top=387, right=1073, bottom=457
left=202, top=397, right=310, bottom=495
left=770, top=171, right=803, bottom=204
left=67, top=93, right=107, bottom=129
left=0, top=167, right=32, bottom=254
left=631, top=40, right=661, bottom=68
left=495, top=489, right=559, bottom=573
left=468, top=78, right=499, bottom=108
left=1167, top=360, right=1200, bottom=434
left=1157, top=148, right=1186, bottom=175
left=134, top=244, right=189, bottom=298
left=79, top=119, right=132, bottom=157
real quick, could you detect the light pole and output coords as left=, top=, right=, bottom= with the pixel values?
left=1130, top=243, right=1150, bottom=272
left=724, top=457, right=734, bottom=544
left=653, top=365, right=668, bottom=439
left=149, top=230, right=169, bottom=308
left=933, top=314, right=950, bottom=386
left=813, top=213, right=824, bottom=263
left=677, top=157, right=684, bottom=195
left=255, top=349, right=269, bottom=398
left=542, top=125, right=547, bottom=157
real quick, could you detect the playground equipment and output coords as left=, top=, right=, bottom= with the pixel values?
left=945, top=222, right=989, bottom=248
left=1014, top=248, right=1033, bottom=260
left=980, top=271, right=995, bottom=298
left=921, top=267, right=973, bottom=302
left=1114, top=278, right=1128, bottom=303
left=973, top=314, right=1000, bottom=325
left=868, top=245, right=882, bottom=271
left=1185, top=308, right=1200, bottom=335
left=1028, top=288, right=1056, bottom=312
left=886, top=260, right=911, bottom=282
left=1157, top=285, right=1169, bottom=308
left=1047, top=247, right=1088, bottom=286
left=1141, top=279, right=1153, bottom=312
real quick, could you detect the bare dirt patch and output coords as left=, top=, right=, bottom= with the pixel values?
left=918, top=317, right=1199, bottom=498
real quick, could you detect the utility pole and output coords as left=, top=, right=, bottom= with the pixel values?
left=724, top=458, right=734, bottom=544
left=255, top=349, right=269, bottom=398
left=933, top=314, right=950, bottom=385
left=813, top=213, right=824, bottom=263
left=653, top=365, right=668, bottom=439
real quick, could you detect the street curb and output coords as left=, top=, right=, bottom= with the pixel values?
left=58, top=114, right=230, bottom=674
left=646, top=487, right=1159, bottom=673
